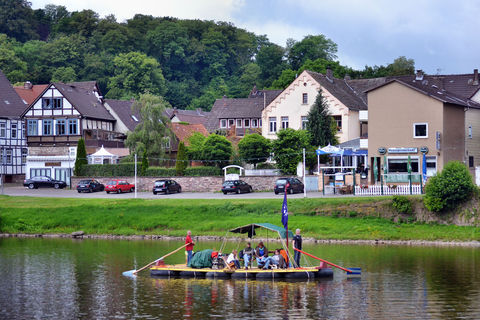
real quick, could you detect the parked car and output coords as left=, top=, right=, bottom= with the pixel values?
left=76, top=179, right=105, bottom=193
left=23, top=176, right=67, bottom=189
left=222, top=180, right=253, bottom=194
left=105, top=179, right=135, bottom=194
left=153, top=179, right=182, bottom=194
left=274, top=178, right=304, bottom=194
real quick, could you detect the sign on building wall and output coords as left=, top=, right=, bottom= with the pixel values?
left=387, top=147, right=418, bottom=154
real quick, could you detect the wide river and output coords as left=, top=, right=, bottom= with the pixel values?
left=0, top=237, right=479, bottom=319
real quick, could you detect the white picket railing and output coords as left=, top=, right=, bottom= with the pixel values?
left=354, top=184, right=422, bottom=196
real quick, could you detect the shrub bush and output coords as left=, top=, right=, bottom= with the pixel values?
left=424, top=161, right=475, bottom=212
left=77, top=164, right=222, bottom=177
left=392, top=195, right=412, bottom=214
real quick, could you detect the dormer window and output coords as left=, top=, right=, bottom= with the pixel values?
left=131, top=115, right=139, bottom=122
left=42, top=97, right=63, bottom=109
left=4, top=100, right=10, bottom=105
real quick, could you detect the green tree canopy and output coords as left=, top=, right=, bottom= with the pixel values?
left=201, top=134, right=233, bottom=167
left=186, top=132, right=207, bottom=161
left=271, top=128, right=312, bottom=175
left=175, top=141, right=188, bottom=176
left=106, top=51, right=166, bottom=99
left=307, top=90, right=338, bottom=147
left=124, top=93, right=171, bottom=158
left=287, top=35, right=338, bottom=70
left=238, top=133, right=271, bottom=168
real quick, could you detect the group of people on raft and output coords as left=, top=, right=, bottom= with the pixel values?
left=185, top=229, right=303, bottom=270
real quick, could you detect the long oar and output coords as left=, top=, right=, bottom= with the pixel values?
left=123, top=243, right=190, bottom=277
left=294, top=248, right=361, bottom=275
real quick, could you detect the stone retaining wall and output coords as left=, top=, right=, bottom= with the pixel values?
left=71, top=175, right=292, bottom=192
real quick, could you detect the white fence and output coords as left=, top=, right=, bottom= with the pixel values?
left=245, top=169, right=281, bottom=176
left=354, top=184, right=422, bottom=196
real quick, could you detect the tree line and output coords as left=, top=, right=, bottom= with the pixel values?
left=1, top=0, right=414, bottom=111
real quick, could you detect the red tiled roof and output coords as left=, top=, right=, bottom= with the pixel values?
left=14, top=84, right=48, bottom=105
left=170, top=123, right=209, bottom=146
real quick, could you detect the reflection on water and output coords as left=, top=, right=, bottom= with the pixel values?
left=1, top=238, right=479, bottom=319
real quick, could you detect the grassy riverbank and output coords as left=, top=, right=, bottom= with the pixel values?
left=0, top=195, right=479, bottom=241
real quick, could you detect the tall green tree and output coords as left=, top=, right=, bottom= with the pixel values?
left=238, top=133, right=271, bottom=168
left=386, top=56, right=415, bottom=76
left=256, top=43, right=286, bottom=88
left=125, top=93, right=171, bottom=159
left=307, top=90, right=338, bottom=147
left=0, top=0, right=39, bottom=42
left=74, top=138, right=87, bottom=176
left=175, top=142, right=188, bottom=176
left=271, top=128, right=311, bottom=175
left=106, top=51, right=166, bottom=99
left=201, top=134, right=232, bottom=168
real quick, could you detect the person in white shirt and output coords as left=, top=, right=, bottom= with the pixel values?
left=226, top=249, right=241, bottom=269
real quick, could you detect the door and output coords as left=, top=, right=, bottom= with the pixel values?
left=55, top=168, right=71, bottom=186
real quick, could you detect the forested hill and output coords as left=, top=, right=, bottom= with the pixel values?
left=0, top=1, right=414, bottom=111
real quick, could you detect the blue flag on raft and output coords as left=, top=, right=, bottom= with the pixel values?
left=281, top=186, right=288, bottom=229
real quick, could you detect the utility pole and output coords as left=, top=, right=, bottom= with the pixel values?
left=134, top=153, right=137, bottom=198
left=303, top=148, right=306, bottom=198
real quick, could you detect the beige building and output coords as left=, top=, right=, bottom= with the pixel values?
left=262, top=70, right=368, bottom=145
left=367, top=70, right=480, bottom=183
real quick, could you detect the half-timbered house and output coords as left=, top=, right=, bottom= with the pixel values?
left=0, top=70, right=29, bottom=183
left=22, top=81, right=122, bottom=186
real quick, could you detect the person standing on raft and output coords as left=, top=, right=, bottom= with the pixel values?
left=185, top=230, right=195, bottom=264
left=292, top=228, right=302, bottom=267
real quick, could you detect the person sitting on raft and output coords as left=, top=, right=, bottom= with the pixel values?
left=271, top=249, right=287, bottom=269
left=226, top=249, right=241, bottom=269
left=241, top=242, right=254, bottom=269
left=255, top=242, right=273, bottom=269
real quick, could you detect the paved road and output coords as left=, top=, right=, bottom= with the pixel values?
left=0, top=185, right=341, bottom=199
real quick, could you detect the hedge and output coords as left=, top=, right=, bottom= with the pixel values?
left=77, top=164, right=222, bottom=177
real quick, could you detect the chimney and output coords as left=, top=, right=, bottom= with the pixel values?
left=415, top=70, right=424, bottom=81
left=24, top=81, right=33, bottom=89
left=326, top=67, right=333, bottom=80
left=474, top=69, right=479, bottom=85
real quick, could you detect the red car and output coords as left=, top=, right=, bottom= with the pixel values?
left=105, top=179, right=135, bottom=194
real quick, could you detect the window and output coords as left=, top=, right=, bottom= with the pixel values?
left=56, top=119, right=67, bottom=135
left=131, top=115, right=139, bottom=122
left=426, top=156, right=437, bottom=177
left=251, top=119, right=258, bottom=128
left=469, top=156, right=474, bottom=168
left=414, top=123, right=428, bottom=138
left=5, top=149, right=12, bottom=164
left=301, top=116, right=308, bottom=130
left=42, top=97, right=63, bottom=109
left=387, top=157, right=419, bottom=173
left=163, top=137, right=171, bottom=149
left=302, top=93, right=308, bottom=104
left=333, top=115, right=342, bottom=131
left=469, top=125, right=473, bottom=139
left=236, top=119, right=242, bottom=128
left=43, top=119, right=53, bottom=135
left=27, top=120, right=38, bottom=136
left=259, top=119, right=262, bottom=127
left=11, top=123, right=17, bottom=139
left=281, top=116, right=289, bottom=129
left=228, top=119, right=234, bottom=128
left=31, top=168, right=51, bottom=178
left=22, top=123, right=25, bottom=138
left=0, top=122, right=6, bottom=137
left=244, top=119, right=250, bottom=128
left=22, top=148, right=27, bottom=164
left=220, top=119, right=227, bottom=128
left=68, top=119, right=78, bottom=135
left=269, top=117, right=277, bottom=133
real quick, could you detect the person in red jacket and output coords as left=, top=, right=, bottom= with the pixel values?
left=185, top=230, right=195, bottom=264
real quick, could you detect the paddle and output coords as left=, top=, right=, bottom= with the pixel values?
left=294, top=248, right=361, bottom=275
left=123, top=243, right=190, bottom=277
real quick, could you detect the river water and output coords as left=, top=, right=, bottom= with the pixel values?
left=0, top=237, right=479, bottom=319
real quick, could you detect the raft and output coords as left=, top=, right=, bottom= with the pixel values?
left=151, top=264, right=333, bottom=280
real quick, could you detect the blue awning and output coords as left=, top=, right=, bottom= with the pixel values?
left=342, top=149, right=368, bottom=156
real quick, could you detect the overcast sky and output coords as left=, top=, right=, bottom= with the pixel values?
left=31, top=0, right=480, bottom=75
